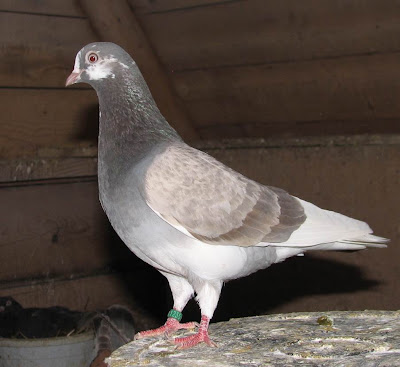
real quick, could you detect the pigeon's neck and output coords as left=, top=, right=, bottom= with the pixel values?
left=96, top=71, right=181, bottom=165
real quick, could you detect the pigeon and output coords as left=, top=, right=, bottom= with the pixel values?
left=66, top=42, right=388, bottom=349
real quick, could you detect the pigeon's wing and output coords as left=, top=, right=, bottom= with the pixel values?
left=143, top=143, right=306, bottom=246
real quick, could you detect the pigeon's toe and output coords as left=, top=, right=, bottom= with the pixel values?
left=134, top=318, right=198, bottom=340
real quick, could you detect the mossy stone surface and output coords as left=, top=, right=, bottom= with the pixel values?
left=107, top=311, right=400, bottom=367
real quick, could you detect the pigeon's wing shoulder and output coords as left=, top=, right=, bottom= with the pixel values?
left=143, top=143, right=306, bottom=246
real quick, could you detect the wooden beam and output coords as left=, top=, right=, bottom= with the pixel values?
left=79, top=0, right=199, bottom=141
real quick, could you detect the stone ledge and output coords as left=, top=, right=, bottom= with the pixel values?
left=107, top=310, right=400, bottom=367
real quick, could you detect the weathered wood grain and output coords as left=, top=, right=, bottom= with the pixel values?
left=0, top=157, right=97, bottom=182
left=2, top=134, right=399, bottom=182
left=0, top=0, right=85, bottom=17
left=197, top=119, right=400, bottom=139
left=136, top=0, right=400, bottom=70
left=0, top=12, right=97, bottom=87
left=0, top=180, right=112, bottom=281
left=0, top=89, right=98, bottom=158
left=172, top=53, right=400, bottom=134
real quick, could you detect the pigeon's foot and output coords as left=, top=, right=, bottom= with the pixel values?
left=174, top=315, right=217, bottom=349
left=134, top=317, right=198, bottom=340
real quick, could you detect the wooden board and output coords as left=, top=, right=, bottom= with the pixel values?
left=0, top=0, right=85, bottom=17
left=0, top=180, right=114, bottom=281
left=136, top=0, right=400, bottom=70
left=196, top=119, right=400, bottom=139
left=0, top=89, right=98, bottom=158
left=2, top=134, right=398, bottom=182
left=172, top=53, right=400, bottom=135
left=0, top=12, right=97, bottom=87
left=0, top=157, right=97, bottom=183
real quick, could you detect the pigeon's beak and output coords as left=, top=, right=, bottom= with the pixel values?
left=65, top=70, right=82, bottom=87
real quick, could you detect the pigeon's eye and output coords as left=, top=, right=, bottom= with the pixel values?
left=87, top=53, right=98, bottom=64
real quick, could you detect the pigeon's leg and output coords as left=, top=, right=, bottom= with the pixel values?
left=134, top=274, right=196, bottom=340
left=174, top=280, right=222, bottom=349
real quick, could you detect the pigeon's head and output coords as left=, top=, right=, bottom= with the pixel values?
left=66, top=42, right=134, bottom=88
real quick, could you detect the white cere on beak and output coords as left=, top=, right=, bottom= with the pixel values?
left=86, top=56, right=118, bottom=81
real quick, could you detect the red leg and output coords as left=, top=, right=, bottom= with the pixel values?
left=134, top=317, right=198, bottom=340
left=174, top=315, right=217, bottom=349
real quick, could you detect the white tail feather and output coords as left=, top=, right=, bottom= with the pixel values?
left=263, top=198, right=389, bottom=251
left=338, top=234, right=389, bottom=248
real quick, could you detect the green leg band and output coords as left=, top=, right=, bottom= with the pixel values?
left=167, top=309, right=183, bottom=322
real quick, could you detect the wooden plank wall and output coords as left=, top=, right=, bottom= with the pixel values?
left=1, top=0, right=399, bottom=326
left=3, top=0, right=400, bottom=158
left=1, top=138, right=399, bottom=323
left=0, top=176, right=164, bottom=328
left=0, top=0, right=99, bottom=161
left=0, top=0, right=119, bottom=318
left=130, top=0, right=400, bottom=138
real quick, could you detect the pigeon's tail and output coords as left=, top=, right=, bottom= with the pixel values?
left=274, top=234, right=389, bottom=260
left=310, top=234, right=389, bottom=251
left=338, top=234, right=389, bottom=249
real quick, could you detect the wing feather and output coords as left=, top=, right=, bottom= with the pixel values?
left=143, top=143, right=306, bottom=246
